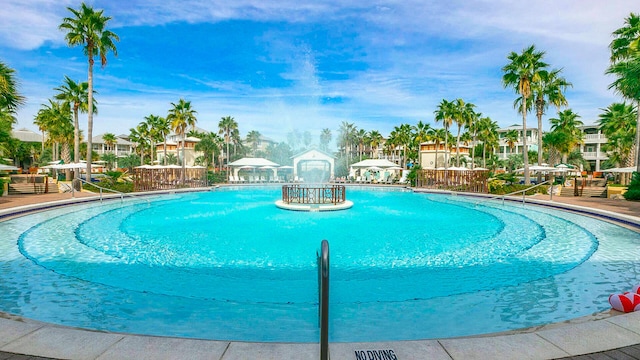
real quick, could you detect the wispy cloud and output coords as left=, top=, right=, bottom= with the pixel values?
left=3, top=0, right=633, bottom=144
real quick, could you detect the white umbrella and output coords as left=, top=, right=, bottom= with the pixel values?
left=0, top=163, right=19, bottom=171
left=367, top=166, right=383, bottom=171
left=278, top=165, right=294, bottom=169
left=473, top=167, right=488, bottom=171
left=260, top=165, right=276, bottom=169
left=605, top=166, right=636, bottom=173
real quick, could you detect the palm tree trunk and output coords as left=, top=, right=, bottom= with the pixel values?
left=181, top=137, right=186, bottom=184
left=163, top=139, right=167, bottom=165
left=471, top=134, right=476, bottom=169
left=521, top=100, right=530, bottom=185
left=73, top=107, right=79, bottom=166
left=456, top=125, right=462, bottom=167
left=536, top=107, right=543, bottom=183
left=86, top=56, right=94, bottom=182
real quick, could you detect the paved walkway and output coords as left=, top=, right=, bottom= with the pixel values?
left=1, top=190, right=640, bottom=359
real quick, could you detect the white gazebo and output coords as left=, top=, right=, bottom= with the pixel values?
left=291, top=149, right=335, bottom=183
left=228, top=157, right=280, bottom=178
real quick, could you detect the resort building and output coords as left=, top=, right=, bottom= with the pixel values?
left=579, top=124, right=608, bottom=172
left=9, top=128, right=44, bottom=170
left=418, top=141, right=470, bottom=168
left=496, top=124, right=542, bottom=161
left=155, top=133, right=203, bottom=166
left=495, top=123, right=609, bottom=172
left=91, top=134, right=134, bottom=158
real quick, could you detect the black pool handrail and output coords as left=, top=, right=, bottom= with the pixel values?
left=317, top=239, right=330, bottom=360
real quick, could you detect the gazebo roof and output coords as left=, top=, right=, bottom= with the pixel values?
left=349, top=159, right=399, bottom=168
left=228, top=157, right=280, bottom=167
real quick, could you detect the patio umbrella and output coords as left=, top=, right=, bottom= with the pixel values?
left=605, top=167, right=636, bottom=173
left=0, top=164, right=19, bottom=171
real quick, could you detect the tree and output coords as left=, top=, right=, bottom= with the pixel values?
left=531, top=69, right=571, bottom=167
left=167, top=99, right=197, bottom=183
left=195, top=132, right=221, bottom=168
left=129, top=122, right=149, bottom=165
left=246, top=130, right=262, bottom=155
left=430, top=128, right=448, bottom=168
left=60, top=3, right=119, bottom=180
left=502, top=45, right=548, bottom=184
left=504, top=129, right=519, bottom=155
left=599, top=102, right=637, bottom=168
left=39, top=100, right=74, bottom=168
left=54, top=76, right=95, bottom=167
left=477, top=116, right=499, bottom=168
left=389, top=124, right=412, bottom=169
left=355, top=128, right=367, bottom=161
left=319, top=128, right=332, bottom=152
left=218, top=116, right=238, bottom=178
left=434, top=99, right=456, bottom=170
left=549, top=109, right=584, bottom=163
left=102, top=132, right=116, bottom=152
left=337, top=121, right=356, bottom=161
left=0, top=61, right=24, bottom=155
left=453, top=99, right=476, bottom=167
left=368, top=130, right=384, bottom=158
left=607, top=13, right=640, bottom=172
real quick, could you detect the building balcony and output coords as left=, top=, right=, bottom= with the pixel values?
left=582, top=151, right=608, bottom=160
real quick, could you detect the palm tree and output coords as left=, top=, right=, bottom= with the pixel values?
left=504, top=129, right=520, bottom=155
left=153, top=116, right=171, bottom=165
left=218, top=116, right=238, bottom=178
left=531, top=69, right=571, bottom=165
left=430, top=128, right=447, bottom=168
left=320, top=128, right=332, bottom=152
left=368, top=130, right=384, bottom=158
left=502, top=45, right=548, bottom=184
left=246, top=130, right=262, bottom=155
left=167, top=99, right=197, bottom=183
left=129, top=122, right=150, bottom=165
left=38, top=100, right=74, bottom=170
left=102, top=132, right=116, bottom=153
left=599, top=102, right=637, bottom=168
left=0, top=61, right=25, bottom=113
left=355, top=128, right=367, bottom=161
left=607, top=13, right=640, bottom=172
left=453, top=99, right=476, bottom=167
left=549, top=109, right=584, bottom=164
left=389, top=124, right=412, bottom=169
left=54, top=76, right=95, bottom=166
left=194, top=132, right=220, bottom=168
left=337, top=121, right=356, bottom=161
left=144, top=114, right=164, bottom=164
left=434, top=99, right=456, bottom=170
left=60, top=3, right=119, bottom=180
left=477, top=116, right=499, bottom=168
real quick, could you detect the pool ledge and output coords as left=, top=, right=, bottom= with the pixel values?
left=2, top=310, right=640, bottom=359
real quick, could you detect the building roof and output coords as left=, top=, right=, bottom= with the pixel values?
left=12, top=128, right=43, bottom=142
left=92, top=133, right=133, bottom=145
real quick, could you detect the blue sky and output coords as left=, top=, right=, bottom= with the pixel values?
left=0, top=0, right=634, bottom=146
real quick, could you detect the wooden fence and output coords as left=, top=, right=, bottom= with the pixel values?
left=134, top=167, right=207, bottom=191
left=415, top=169, right=489, bottom=193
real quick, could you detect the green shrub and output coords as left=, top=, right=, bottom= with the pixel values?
left=489, top=183, right=548, bottom=196
left=623, top=172, right=640, bottom=201
left=207, top=171, right=227, bottom=184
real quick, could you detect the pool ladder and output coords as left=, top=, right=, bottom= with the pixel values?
left=317, top=240, right=330, bottom=360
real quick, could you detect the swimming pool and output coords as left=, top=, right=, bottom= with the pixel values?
left=1, top=186, right=639, bottom=342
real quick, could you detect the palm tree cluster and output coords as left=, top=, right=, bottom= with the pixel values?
left=0, top=61, right=25, bottom=159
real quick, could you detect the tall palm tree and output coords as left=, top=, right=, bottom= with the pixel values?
left=0, top=61, right=25, bottom=114
left=549, top=109, right=584, bottom=164
left=430, top=128, right=448, bottom=168
left=368, top=130, right=384, bottom=158
left=167, top=99, right=197, bottom=183
left=337, top=121, right=356, bottom=161
left=607, top=13, right=640, bottom=172
left=502, top=44, right=548, bottom=184
left=246, top=130, right=262, bottom=155
left=152, top=116, right=171, bottom=165
left=504, top=129, right=520, bottom=155
left=355, top=128, right=367, bottom=161
left=144, top=114, right=164, bottom=164
left=477, top=116, right=499, bottom=168
left=531, top=69, right=571, bottom=166
left=102, top=132, right=116, bottom=153
left=60, top=3, right=119, bottom=180
left=218, top=116, right=238, bottom=178
left=453, top=99, right=476, bottom=167
left=390, top=124, right=412, bottom=169
left=599, top=102, right=637, bottom=167
left=38, top=100, right=74, bottom=168
left=434, top=99, right=456, bottom=170
left=54, top=76, right=95, bottom=166
left=320, top=128, right=332, bottom=152
left=194, top=132, right=220, bottom=168
left=130, top=122, right=150, bottom=165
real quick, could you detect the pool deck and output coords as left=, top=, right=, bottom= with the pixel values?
left=1, top=189, right=640, bottom=360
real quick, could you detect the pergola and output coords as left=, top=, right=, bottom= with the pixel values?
left=228, top=158, right=280, bottom=178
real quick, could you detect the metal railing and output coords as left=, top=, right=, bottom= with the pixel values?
left=476, top=179, right=554, bottom=206
left=317, top=239, right=330, bottom=360
left=72, top=177, right=146, bottom=203
left=282, top=185, right=346, bottom=205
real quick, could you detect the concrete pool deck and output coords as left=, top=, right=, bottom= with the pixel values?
left=1, top=189, right=640, bottom=359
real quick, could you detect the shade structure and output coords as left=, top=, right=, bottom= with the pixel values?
left=228, top=157, right=280, bottom=167
left=349, top=159, right=399, bottom=169
left=0, top=164, right=19, bottom=171
left=604, top=166, right=636, bottom=173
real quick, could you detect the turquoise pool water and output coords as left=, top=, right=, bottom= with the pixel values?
left=1, top=186, right=640, bottom=342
